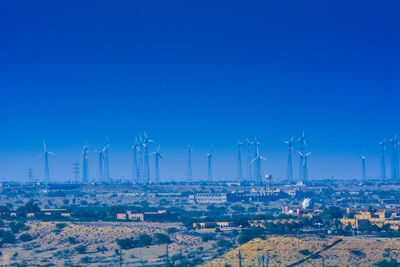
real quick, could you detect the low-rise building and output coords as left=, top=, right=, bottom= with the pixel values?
left=189, top=193, right=227, bottom=204
left=193, top=222, right=237, bottom=230
left=340, top=211, right=400, bottom=231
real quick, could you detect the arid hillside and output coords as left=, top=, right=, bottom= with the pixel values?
left=202, top=236, right=400, bottom=267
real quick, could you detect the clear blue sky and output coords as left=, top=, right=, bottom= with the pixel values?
left=0, top=0, right=399, bottom=182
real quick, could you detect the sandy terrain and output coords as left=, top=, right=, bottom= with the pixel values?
left=202, top=236, right=400, bottom=267
left=0, top=221, right=217, bottom=266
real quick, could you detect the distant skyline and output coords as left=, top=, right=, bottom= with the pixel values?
left=1, top=0, right=399, bottom=181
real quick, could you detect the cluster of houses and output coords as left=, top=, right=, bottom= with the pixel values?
left=5, top=209, right=71, bottom=218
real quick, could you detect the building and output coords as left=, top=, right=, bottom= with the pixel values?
left=117, top=210, right=174, bottom=221
left=193, top=222, right=237, bottom=230
left=340, top=211, right=400, bottom=231
left=189, top=193, right=227, bottom=204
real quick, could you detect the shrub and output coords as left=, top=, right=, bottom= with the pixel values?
left=75, top=245, right=87, bottom=254
left=0, top=230, right=16, bottom=245
left=9, top=222, right=28, bottom=234
left=231, top=204, right=246, bottom=212
left=238, top=229, right=263, bottom=245
left=81, top=256, right=91, bottom=263
left=373, top=258, right=400, bottom=267
left=154, top=233, right=171, bottom=244
left=117, top=238, right=137, bottom=250
left=68, top=237, right=79, bottom=244
left=97, top=246, right=108, bottom=253
left=167, top=228, right=178, bottom=234
left=19, top=233, right=33, bottom=242
left=350, top=249, right=366, bottom=258
left=56, top=223, right=67, bottom=230
left=217, top=240, right=233, bottom=249
left=138, top=234, right=152, bottom=246
left=299, top=249, right=311, bottom=256
left=201, top=234, right=215, bottom=242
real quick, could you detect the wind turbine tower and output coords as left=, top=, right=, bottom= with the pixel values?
left=82, top=143, right=89, bottom=183
left=207, top=147, right=213, bottom=181
left=94, top=149, right=104, bottom=182
left=143, top=132, right=154, bottom=184
left=391, top=135, right=399, bottom=179
left=283, top=137, right=294, bottom=182
left=40, top=140, right=55, bottom=182
left=253, top=138, right=261, bottom=182
left=379, top=138, right=386, bottom=180
left=151, top=145, right=162, bottom=184
left=246, top=138, right=254, bottom=181
left=360, top=154, right=367, bottom=181
left=298, top=131, right=308, bottom=182
left=103, top=139, right=110, bottom=182
left=27, top=168, right=34, bottom=183
left=298, top=151, right=311, bottom=182
left=138, top=137, right=144, bottom=184
left=187, top=145, right=193, bottom=181
left=132, top=138, right=140, bottom=184
left=237, top=140, right=243, bottom=181
left=72, top=161, right=80, bottom=183
left=251, top=142, right=266, bottom=185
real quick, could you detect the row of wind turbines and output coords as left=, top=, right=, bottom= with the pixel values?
left=33, top=132, right=400, bottom=184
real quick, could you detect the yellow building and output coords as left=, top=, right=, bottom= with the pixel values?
left=340, top=212, right=400, bottom=231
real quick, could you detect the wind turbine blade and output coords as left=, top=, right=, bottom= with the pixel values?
left=48, top=152, right=56, bottom=156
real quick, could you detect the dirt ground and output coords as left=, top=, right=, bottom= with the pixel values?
left=202, top=236, right=400, bottom=267
left=0, top=221, right=218, bottom=266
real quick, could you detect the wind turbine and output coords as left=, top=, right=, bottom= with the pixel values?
left=298, top=151, right=311, bottom=182
left=246, top=138, right=254, bottom=181
left=379, top=138, right=386, bottom=180
left=143, top=132, right=154, bottom=184
left=360, top=154, right=367, bottom=181
left=94, top=148, right=104, bottom=183
left=103, top=138, right=110, bottom=182
left=298, top=131, right=308, bottom=181
left=206, top=146, right=213, bottom=181
left=72, top=161, right=80, bottom=183
left=150, top=145, right=163, bottom=184
left=132, top=138, right=140, bottom=184
left=251, top=143, right=266, bottom=185
left=283, top=137, right=294, bottom=183
left=137, top=136, right=144, bottom=184
left=237, top=140, right=243, bottom=181
left=253, top=137, right=261, bottom=182
left=39, top=140, right=55, bottom=182
left=81, top=143, right=89, bottom=183
left=187, top=145, right=193, bottom=182
left=390, top=135, right=399, bottom=179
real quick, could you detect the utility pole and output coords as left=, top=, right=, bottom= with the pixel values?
left=238, top=249, right=242, bottom=267
left=119, top=248, right=122, bottom=267
left=166, top=244, right=169, bottom=263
